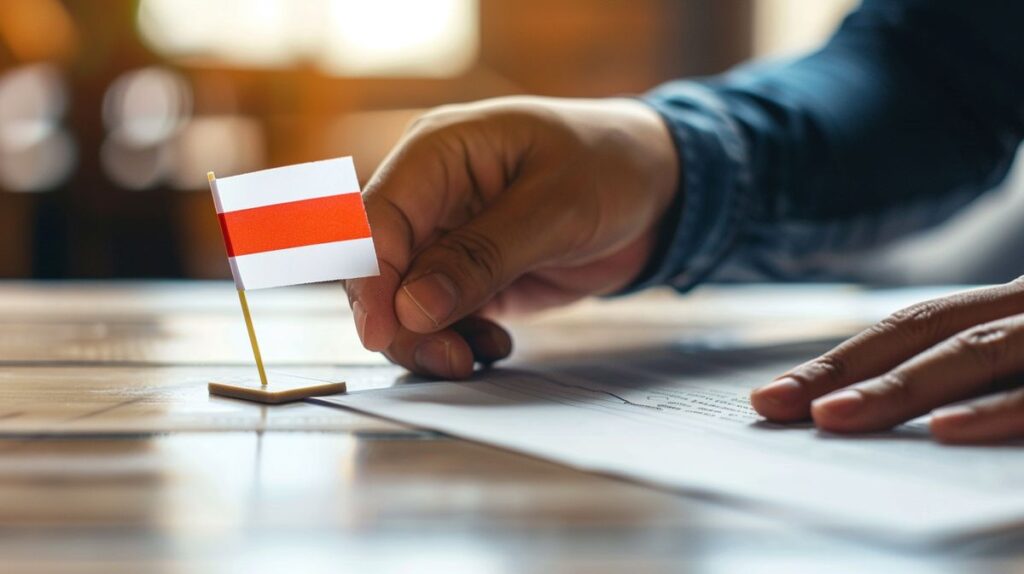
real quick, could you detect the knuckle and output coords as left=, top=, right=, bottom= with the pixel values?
left=378, top=196, right=416, bottom=250
left=873, top=372, right=914, bottom=408
left=408, top=105, right=463, bottom=134
left=407, top=113, right=437, bottom=135
left=487, top=96, right=549, bottom=122
left=805, top=354, right=850, bottom=386
left=439, top=229, right=505, bottom=290
left=877, top=300, right=950, bottom=341
left=951, top=324, right=1010, bottom=367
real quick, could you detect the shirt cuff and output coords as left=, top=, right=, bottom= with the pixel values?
left=619, top=82, right=752, bottom=294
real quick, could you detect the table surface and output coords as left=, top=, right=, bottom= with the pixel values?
left=2, top=280, right=1022, bottom=573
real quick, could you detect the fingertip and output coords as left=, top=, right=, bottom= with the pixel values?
left=811, top=389, right=867, bottom=432
left=929, top=423, right=967, bottom=445
left=452, top=317, right=513, bottom=364
left=929, top=406, right=979, bottom=444
left=750, top=377, right=808, bottom=422
left=348, top=290, right=397, bottom=352
left=482, top=326, right=513, bottom=362
left=351, top=298, right=370, bottom=347
left=449, top=338, right=476, bottom=379
left=347, top=267, right=403, bottom=351
left=362, top=307, right=397, bottom=352
left=412, top=335, right=475, bottom=380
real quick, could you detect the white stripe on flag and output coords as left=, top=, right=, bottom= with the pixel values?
left=228, top=237, right=380, bottom=290
left=213, top=157, right=361, bottom=213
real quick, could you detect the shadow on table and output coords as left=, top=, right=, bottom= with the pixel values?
left=389, top=337, right=840, bottom=402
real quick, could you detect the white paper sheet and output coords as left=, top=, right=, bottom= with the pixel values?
left=315, top=341, right=1024, bottom=542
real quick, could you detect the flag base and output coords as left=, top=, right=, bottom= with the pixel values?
left=209, top=374, right=347, bottom=404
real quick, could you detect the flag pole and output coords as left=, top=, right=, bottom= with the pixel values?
left=208, top=171, right=269, bottom=387
left=237, top=288, right=269, bottom=387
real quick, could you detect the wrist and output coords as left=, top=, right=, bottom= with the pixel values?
left=613, top=98, right=685, bottom=293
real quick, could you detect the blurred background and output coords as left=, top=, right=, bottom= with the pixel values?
left=0, top=0, right=1020, bottom=284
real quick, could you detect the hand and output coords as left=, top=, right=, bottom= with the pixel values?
left=750, top=279, right=1024, bottom=443
left=344, top=96, right=679, bottom=379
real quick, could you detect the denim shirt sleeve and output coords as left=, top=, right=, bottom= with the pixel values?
left=631, top=0, right=1024, bottom=292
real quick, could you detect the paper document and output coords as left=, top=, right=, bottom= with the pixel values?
left=316, top=342, right=1024, bottom=541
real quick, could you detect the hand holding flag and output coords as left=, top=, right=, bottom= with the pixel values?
left=341, top=98, right=677, bottom=379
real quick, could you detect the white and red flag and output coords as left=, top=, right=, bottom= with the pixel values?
left=208, top=157, right=379, bottom=290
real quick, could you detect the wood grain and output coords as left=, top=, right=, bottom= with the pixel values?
left=0, top=281, right=1017, bottom=572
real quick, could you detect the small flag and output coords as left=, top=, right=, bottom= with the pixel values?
left=208, top=157, right=379, bottom=290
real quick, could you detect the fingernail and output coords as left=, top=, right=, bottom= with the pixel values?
left=414, top=338, right=452, bottom=377
left=814, top=389, right=865, bottom=419
left=352, top=299, right=368, bottom=345
left=932, top=405, right=977, bottom=426
left=402, top=273, right=458, bottom=327
left=754, top=377, right=803, bottom=407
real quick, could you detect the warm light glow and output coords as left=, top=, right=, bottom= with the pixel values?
left=0, top=64, right=75, bottom=192
left=99, top=67, right=193, bottom=190
left=170, top=116, right=265, bottom=190
left=0, top=64, right=65, bottom=149
left=136, top=0, right=478, bottom=77
left=103, top=67, right=192, bottom=147
left=0, top=0, right=78, bottom=63
left=753, top=0, right=857, bottom=59
left=100, top=136, right=169, bottom=191
left=320, top=0, right=477, bottom=77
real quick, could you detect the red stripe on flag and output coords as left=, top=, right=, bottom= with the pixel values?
left=218, top=193, right=371, bottom=257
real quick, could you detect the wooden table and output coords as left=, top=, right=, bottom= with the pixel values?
left=0, top=281, right=1020, bottom=573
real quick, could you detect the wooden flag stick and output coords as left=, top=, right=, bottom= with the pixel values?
left=205, top=169, right=348, bottom=403
left=208, top=171, right=268, bottom=387
left=237, top=288, right=269, bottom=387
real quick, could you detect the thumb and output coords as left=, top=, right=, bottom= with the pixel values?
left=394, top=176, right=578, bottom=333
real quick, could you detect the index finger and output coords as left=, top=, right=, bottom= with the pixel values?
left=344, top=135, right=445, bottom=350
left=344, top=113, right=510, bottom=351
left=750, top=279, right=1024, bottom=421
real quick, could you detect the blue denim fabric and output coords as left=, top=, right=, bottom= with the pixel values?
left=634, top=0, right=1024, bottom=292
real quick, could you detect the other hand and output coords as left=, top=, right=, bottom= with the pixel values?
left=751, top=279, right=1024, bottom=443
